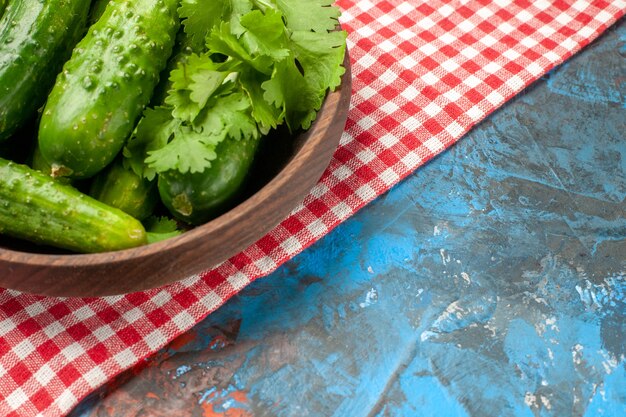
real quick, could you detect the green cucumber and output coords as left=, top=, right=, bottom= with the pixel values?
left=30, top=145, right=72, bottom=184
left=38, top=0, right=180, bottom=179
left=0, top=0, right=8, bottom=17
left=90, top=158, right=157, bottom=220
left=0, top=158, right=147, bottom=253
left=0, top=0, right=90, bottom=142
left=158, top=136, right=261, bottom=225
left=31, top=144, right=53, bottom=175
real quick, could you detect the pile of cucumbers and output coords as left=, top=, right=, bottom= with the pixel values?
left=0, top=0, right=267, bottom=253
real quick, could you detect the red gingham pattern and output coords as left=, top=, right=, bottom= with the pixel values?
left=1, top=1, right=624, bottom=415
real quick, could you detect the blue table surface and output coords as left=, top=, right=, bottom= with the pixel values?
left=72, top=20, right=625, bottom=417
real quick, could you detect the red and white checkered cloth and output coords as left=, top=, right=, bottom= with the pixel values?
left=1, top=1, right=624, bottom=415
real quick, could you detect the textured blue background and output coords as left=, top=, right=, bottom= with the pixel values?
left=73, top=20, right=626, bottom=417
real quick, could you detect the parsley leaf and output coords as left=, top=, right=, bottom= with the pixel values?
left=179, top=0, right=229, bottom=51
left=290, top=30, right=347, bottom=92
left=274, top=0, right=341, bottom=32
left=239, top=8, right=290, bottom=60
left=188, top=61, right=229, bottom=109
left=145, top=125, right=224, bottom=174
left=124, top=107, right=180, bottom=180
left=165, top=54, right=224, bottom=122
left=239, top=67, right=282, bottom=130
left=144, top=216, right=185, bottom=244
left=262, top=58, right=323, bottom=131
left=195, top=92, right=258, bottom=141
left=206, top=22, right=274, bottom=75
left=165, top=87, right=202, bottom=122
left=228, top=0, right=254, bottom=36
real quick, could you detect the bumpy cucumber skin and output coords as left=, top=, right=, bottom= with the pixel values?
left=158, top=136, right=261, bottom=225
left=38, top=0, right=180, bottom=179
left=90, top=159, right=157, bottom=220
left=0, top=0, right=90, bottom=142
left=0, top=158, right=147, bottom=253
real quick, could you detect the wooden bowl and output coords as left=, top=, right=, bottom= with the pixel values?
left=0, top=57, right=352, bottom=297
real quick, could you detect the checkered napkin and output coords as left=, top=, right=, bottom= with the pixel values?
left=1, top=1, right=624, bottom=415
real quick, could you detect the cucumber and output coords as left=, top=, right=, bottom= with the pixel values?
left=158, top=136, right=261, bottom=225
left=90, top=158, right=157, bottom=220
left=108, top=29, right=192, bottom=221
left=0, top=158, right=147, bottom=253
left=38, top=0, right=180, bottom=179
left=0, top=0, right=90, bottom=142
left=30, top=145, right=72, bottom=184
left=31, top=144, right=53, bottom=174
left=0, top=0, right=8, bottom=17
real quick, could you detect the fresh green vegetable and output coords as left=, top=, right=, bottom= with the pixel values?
left=158, top=134, right=261, bottom=224
left=90, top=158, right=157, bottom=220
left=31, top=144, right=53, bottom=174
left=87, top=29, right=194, bottom=223
left=0, top=0, right=347, bottom=253
left=124, top=0, right=346, bottom=180
left=123, top=0, right=346, bottom=224
left=30, top=145, right=72, bottom=184
left=144, top=215, right=184, bottom=244
left=0, top=0, right=90, bottom=142
left=102, top=30, right=193, bottom=221
left=0, top=158, right=147, bottom=253
left=38, top=0, right=180, bottom=179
